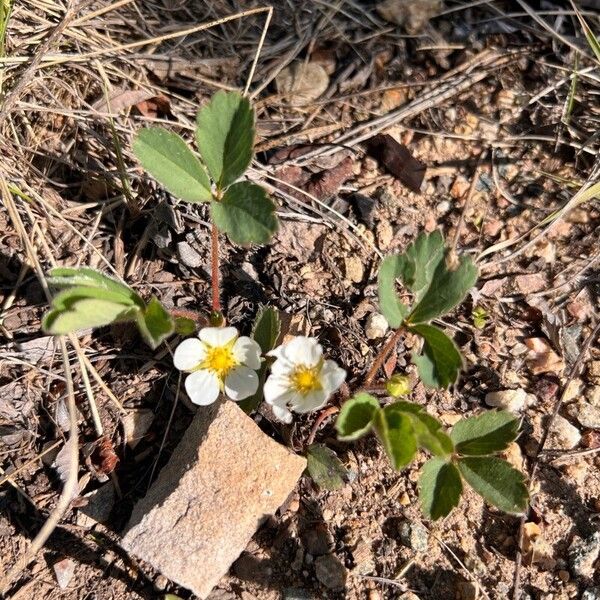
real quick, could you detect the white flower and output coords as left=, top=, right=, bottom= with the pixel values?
left=173, top=326, right=262, bottom=406
left=263, top=336, right=346, bottom=424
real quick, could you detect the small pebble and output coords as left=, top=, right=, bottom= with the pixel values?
left=399, top=521, right=429, bottom=552
left=582, top=588, right=600, bottom=600
left=365, top=312, right=389, bottom=340
left=314, top=554, right=348, bottom=591
left=546, top=415, right=581, bottom=450
left=485, top=388, right=528, bottom=413
left=567, top=401, right=600, bottom=430
left=568, top=532, right=600, bottom=578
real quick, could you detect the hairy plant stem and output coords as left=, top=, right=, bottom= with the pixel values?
left=211, top=223, right=221, bottom=313
left=363, top=327, right=404, bottom=387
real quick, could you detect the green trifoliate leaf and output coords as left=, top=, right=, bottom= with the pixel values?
left=386, top=373, right=411, bottom=397
left=43, top=287, right=139, bottom=335
left=410, top=324, right=463, bottom=389
left=450, top=411, right=520, bottom=456
left=375, top=407, right=417, bottom=469
left=48, top=267, right=142, bottom=307
left=387, top=401, right=454, bottom=457
left=211, top=181, right=278, bottom=244
left=136, top=296, right=174, bottom=349
left=336, top=393, right=380, bottom=441
left=395, top=230, right=445, bottom=302
left=306, top=444, right=348, bottom=491
left=196, top=90, right=254, bottom=189
left=252, top=306, right=281, bottom=353
left=457, top=456, right=528, bottom=514
left=378, top=255, right=409, bottom=328
left=133, top=127, right=212, bottom=203
left=419, top=458, right=462, bottom=520
left=408, top=254, right=478, bottom=324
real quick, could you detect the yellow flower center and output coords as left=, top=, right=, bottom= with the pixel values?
left=291, top=366, right=322, bottom=395
left=202, top=346, right=238, bottom=379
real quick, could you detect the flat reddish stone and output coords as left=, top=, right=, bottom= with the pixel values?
left=121, top=399, right=306, bottom=599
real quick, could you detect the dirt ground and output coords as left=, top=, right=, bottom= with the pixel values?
left=1, top=1, right=599, bottom=599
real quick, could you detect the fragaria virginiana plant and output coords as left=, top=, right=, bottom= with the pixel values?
left=335, top=231, right=528, bottom=519
left=41, top=91, right=528, bottom=522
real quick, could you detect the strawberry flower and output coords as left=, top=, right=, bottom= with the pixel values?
left=264, top=336, right=346, bottom=423
left=173, top=326, right=261, bottom=405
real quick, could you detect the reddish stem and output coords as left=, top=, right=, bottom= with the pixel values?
left=211, top=224, right=221, bottom=313
left=363, top=327, right=404, bottom=387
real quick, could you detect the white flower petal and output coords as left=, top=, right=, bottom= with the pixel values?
left=281, top=336, right=322, bottom=366
left=199, top=326, right=238, bottom=347
left=224, top=366, right=259, bottom=401
left=271, top=404, right=293, bottom=424
left=293, top=389, right=328, bottom=413
left=270, top=356, right=295, bottom=377
left=320, top=360, right=346, bottom=394
left=173, top=338, right=206, bottom=371
left=184, top=369, right=220, bottom=406
left=232, top=336, right=262, bottom=370
left=264, top=376, right=293, bottom=405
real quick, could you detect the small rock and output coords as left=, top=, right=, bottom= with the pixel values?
left=276, top=62, right=329, bottom=104
left=376, top=220, right=393, bottom=249
left=515, top=273, right=546, bottom=294
left=567, top=401, right=600, bottom=430
left=588, top=361, right=600, bottom=382
left=121, top=400, right=306, bottom=599
left=344, top=255, right=364, bottom=283
left=457, top=581, right=479, bottom=600
left=380, top=89, right=407, bottom=112
left=53, top=558, right=76, bottom=589
left=365, top=313, right=389, bottom=340
left=586, top=386, right=600, bottom=407
left=301, top=523, right=332, bottom=556
left=485, top=388, right=528, bottom=412
left=545, top=414, right=581, bottom=450
left=399, top=594, right=421, bottom=600
left=436, top=200, right=451, bottom=215
left=314, top=554, right=347, bottom=591
left=525, top=337, right=565, bottom=375
left=399, top=521, right=429, bottom=552
left=77, top=482, right=115, bottom=527
left=563, top=379, right=583, bottom=403
left=582, top=588, right=600, bottom=600
left=569, top=532, right=600, bottom=578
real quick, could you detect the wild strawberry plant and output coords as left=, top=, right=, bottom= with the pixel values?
left=41, top=91, right=528, bottom=522
left=335, top=231, right=528, bottom=519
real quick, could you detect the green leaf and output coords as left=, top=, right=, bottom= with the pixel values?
left=174, top=316, right=196, bottom=336
left=411, top=324, right=463, bottom=389
left=136, top=297, right=174, bottom=349
left=43, top=297, right=137, bottom=335
left=378, top=255, right=409, bottom=328
left=395, top=230, right=445, bottom=302
left=196, top=90, right=254, bottom=189
left=133, top=127, right=212, bottom=203
left=408, top=255, right=478, bottom=324
left=211, top=181, right=277, bottom=244
left=336, top=393, right=380, bottom=441
left=419, top=458, right=462, bottom=520
left=386, top=402, right=453, bottom=457
left=451, top=411, right=520, bottom=456
left=252, top=306, right=281, bottom=353
left=375, top=407, right=417, bottom=469
left=457, top=456, right=528, bottom=514
left=306, top=444, right=347, bottom=490
left=48, top=267, right=142, bottom=306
